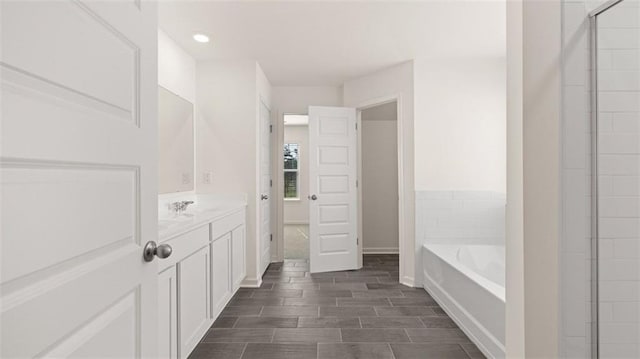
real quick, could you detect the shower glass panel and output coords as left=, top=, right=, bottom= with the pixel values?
left=593, top=0, right=640, bottom=357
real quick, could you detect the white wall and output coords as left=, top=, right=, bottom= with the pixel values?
left=413, top=58, right=507, bottom=287
left=158, top=29, right=196, bottom=103
left=361, top=102, right=399, bottom=254
left=283, top=125, right=309, bottom=224
left=196, top=59, right=270, bottom=286
left=506, top=0, right=525, bottom=357
left=413, top=58, right=507, bottom=193
left=271, top=86, right=343, bottom=261
left=272, top=86, right=343, bottom=114
left=521, top=1, right=562, bottom=356
left=343, top=61, right=415, bottom=286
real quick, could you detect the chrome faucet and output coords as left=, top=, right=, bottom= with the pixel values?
left=168, top=201, right=195, bottom=215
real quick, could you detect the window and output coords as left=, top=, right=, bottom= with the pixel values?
left=284, top=143, right=299, bottom=199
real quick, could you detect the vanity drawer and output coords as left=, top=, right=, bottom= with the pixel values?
left=158, top=225, right=209, bottom=272
left=212, top=209, right=245, bottom=240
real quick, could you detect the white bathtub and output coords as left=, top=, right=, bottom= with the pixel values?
left=422, top=244, right=505, bottom=358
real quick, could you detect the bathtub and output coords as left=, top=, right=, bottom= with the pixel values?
left=422, top=244, right=505, bottom=358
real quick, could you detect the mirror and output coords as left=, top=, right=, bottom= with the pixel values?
left=158, top=86, right=194, bottom=194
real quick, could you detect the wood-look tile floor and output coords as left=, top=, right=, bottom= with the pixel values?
left=189, top=255, right=486, bottom=359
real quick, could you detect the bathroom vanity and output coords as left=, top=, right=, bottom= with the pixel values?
left=156, top=86, right=249, bottom=358
left=157, top=196, right=247, bottom=359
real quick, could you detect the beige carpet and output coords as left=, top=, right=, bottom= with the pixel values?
left=284, top=224, right=309, bottom=259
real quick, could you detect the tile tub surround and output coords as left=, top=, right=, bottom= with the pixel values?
left=188, top=255, right=485, bottom=359
left=415, top=191, right=506, bottom=246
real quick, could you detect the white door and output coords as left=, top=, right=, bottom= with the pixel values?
left=308, top=106, right=358, bottom=273
left=259, top=100, right=272, bottom=274
left=1, top=1, right=158, bottom=357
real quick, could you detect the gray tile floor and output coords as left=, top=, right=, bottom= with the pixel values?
left=189, top=255, right=486, bottom=359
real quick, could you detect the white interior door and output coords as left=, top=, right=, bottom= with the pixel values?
left=1, top=1, right=158, bottom=357
left=308, top=106, right=358, bottom=273
left=259, top=100, right=272, bottom=274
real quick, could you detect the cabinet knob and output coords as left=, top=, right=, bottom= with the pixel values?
left=143, top=241, right=173, bottom=262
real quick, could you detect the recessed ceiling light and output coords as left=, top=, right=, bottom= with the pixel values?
left=193, top=34, right=210, bottom=43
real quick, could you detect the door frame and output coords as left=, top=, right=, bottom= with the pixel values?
left=272, top=96, right=405, bottom=280
left=355, top=95, right=405, bottom=272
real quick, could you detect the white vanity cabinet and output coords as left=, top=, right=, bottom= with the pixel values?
left=210, top=232, right=232, bottom=319
left=178, top=244, right=211, bottom=356
left=210, top=208, right=246, bottom=318
left=231, top=224, right=246, bottom=291
left=158, top=267, right=177, bottom=359
left=157, top=206, right=246, bottom=359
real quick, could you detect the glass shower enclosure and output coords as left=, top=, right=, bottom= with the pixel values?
left=591, top=0, right=640, bottom=357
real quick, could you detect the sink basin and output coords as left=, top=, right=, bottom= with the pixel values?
left=157, top=203, right=236, bottom=233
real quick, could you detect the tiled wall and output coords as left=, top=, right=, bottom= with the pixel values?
left=595, top=1, right=640, bottom=357
left=561, top=0, right=639, bottom=357
left=415, top=191, right=505, bottom=285
left=415, top=191, right=506, bottom=245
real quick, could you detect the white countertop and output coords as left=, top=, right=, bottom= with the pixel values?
left=158, top=194, right=246, bottom=241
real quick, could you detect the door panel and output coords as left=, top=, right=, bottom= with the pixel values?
left=0, top=1, right=158, bottom=357
left=2, top=1, right=137, bottom=122
left=55, top=292, right=138, bottom=358
left=308, top=106, right=358, bottom=273
left=260, top=101, right=271, bottom=274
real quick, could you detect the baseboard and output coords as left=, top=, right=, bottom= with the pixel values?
left=240, top=276, right=262, bottom=288
left=363, top=247, right=399, bottom=254
left=401, top=275, right=415, bottom=288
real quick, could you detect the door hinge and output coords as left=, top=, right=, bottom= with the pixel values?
left=270, top=234, right=273, bottom=242
left=270, top=124, right=273, bottom=133
left=270, top=179, right=273, bottom=187
left=356, top=179, right=358, bottom=188
left=355, top=123, right=358, bottom=130
left=357, top=237, right=359, bottom=245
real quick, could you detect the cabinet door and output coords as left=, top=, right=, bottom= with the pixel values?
left=158, top=267, right=177, bottom=359
left=211, top=233, right=232, bottom=319
left=232, top=225, right=246, bottom=291
left=178, top=246, right=211, bottom=358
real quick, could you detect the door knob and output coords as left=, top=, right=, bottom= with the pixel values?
left=309, top=194, right=318, bottom=200
left=143, top=241, right=173, bottom=262
left=261, top=194, right=269, bottom=200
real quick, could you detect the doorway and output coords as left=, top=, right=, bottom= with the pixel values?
left=276, top=101, right=403, bottom=275
left=358, top=101, right=399, bottom=256
left=282, top=114, right=310, bottom=260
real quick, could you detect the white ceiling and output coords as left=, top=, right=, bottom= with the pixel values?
left=158, top=1, right=506, bottom=86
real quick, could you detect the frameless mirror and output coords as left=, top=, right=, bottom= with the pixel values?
left=158, top=86, right=194, bottom=194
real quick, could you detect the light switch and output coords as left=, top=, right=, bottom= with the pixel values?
left=203, top=172, right=212, bottom=184
left=181, top=173, right=191, bottom=185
